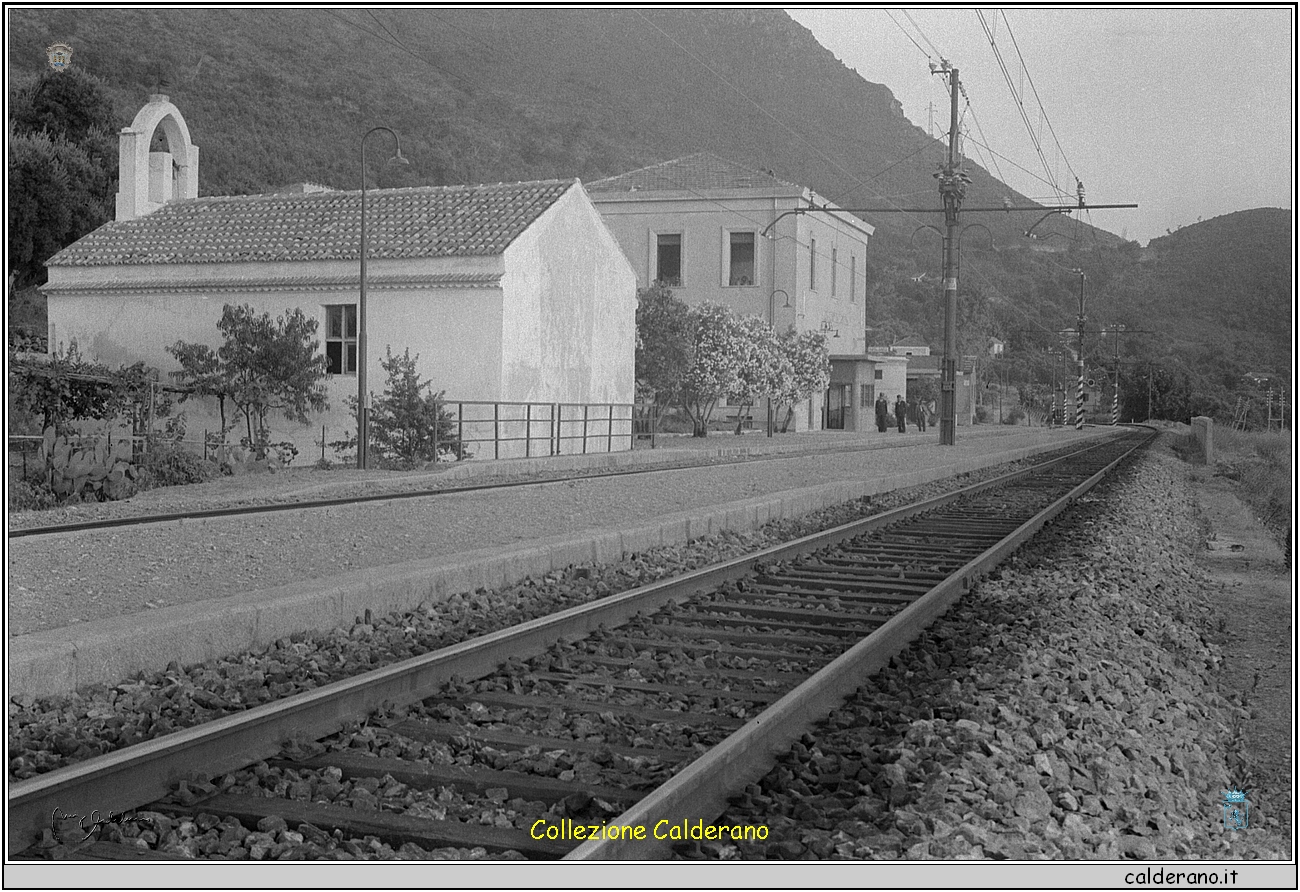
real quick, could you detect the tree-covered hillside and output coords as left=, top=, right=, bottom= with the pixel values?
left=7, top=9, right=1291, bottom=423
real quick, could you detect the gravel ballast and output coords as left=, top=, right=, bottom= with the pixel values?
left=691, top=448, right=1290, bottom=861
left=16, top=432, right=1284, bottom=863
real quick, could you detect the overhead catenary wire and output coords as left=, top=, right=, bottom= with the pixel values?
left=1002, top=11, right=1080, bottom=188
left=975, top=10, right=1068, bottom=205
left=884, top=9, right=936, bottom=63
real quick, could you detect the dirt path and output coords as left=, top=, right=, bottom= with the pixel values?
left=1191, top=466, right=1293, bottom=845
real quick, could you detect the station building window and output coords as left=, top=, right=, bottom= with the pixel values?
left=728, top=231, right=756, bottom=286
left=325, top=303, right=357, bottom=375
left=656, top=233, right=682, bottom=286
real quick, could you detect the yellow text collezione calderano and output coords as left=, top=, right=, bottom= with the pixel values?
left=530, top=818, right=770, bottom=842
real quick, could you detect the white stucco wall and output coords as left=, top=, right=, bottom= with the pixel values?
left=592, top=190, right=871, bottom=349
left=870, top=355, right=910, bottom=409
left=499, top=184, right=637, bottom=406
left=43, top=254, right=510, bottom=461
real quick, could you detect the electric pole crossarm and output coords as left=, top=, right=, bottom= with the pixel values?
left=760, top=203, right=1138, bottom=233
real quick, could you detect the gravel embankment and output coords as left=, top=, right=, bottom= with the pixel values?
left=688, top=449, right=1289, bottom=861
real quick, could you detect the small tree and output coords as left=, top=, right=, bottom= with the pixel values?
left=634, top=283, right=694, bottom=416
left=727, top=315, right=780, bottom=434
left=681, top=303, right=746, bottom=437
left=219, top=304, right=328, bottom=449
left=368, top=347, right=467, bottom=465
left=170, top=303, right=328, bottom=455
left=773, top=330, right=831, bottom=432
left=167, top=340, right=232, bottom=442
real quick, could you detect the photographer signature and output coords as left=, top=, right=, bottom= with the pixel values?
left=50, top=806, right=149, bottom=843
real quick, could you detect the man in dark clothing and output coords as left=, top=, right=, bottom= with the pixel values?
left=895, top=395, right=907, bottom=433
left=916, top=398, right=927, bottom=432
left=874, top=393, right=890, bottom=432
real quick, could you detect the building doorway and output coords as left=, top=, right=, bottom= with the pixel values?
left=824, top=384, right=849, bottom=430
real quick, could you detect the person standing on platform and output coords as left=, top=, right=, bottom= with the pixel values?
left=916, top=396, right=927, bottom=432
left=875, top=393, right=890, bottom=432
left=895, top=395, right=907, bottom=433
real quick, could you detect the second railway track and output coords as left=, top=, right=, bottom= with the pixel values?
left=9, top=436, right=963, bottom=539
left=10, top=429, right=1152, bottom=861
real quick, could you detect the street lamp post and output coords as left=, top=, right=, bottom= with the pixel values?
left=767, top=290, right=789, bottom=438
left=357, top=127, right=408, bottom=470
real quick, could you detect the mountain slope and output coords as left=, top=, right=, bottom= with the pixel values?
left=6, top=8, right=1094, bottom=247
left=8, top=9, right=1289, bottom=414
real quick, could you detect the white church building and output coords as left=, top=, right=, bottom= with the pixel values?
left=43, top=96, right=638, bottom=461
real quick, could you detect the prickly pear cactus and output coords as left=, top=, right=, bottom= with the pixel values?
left=34, top=427, right=139, bottom=503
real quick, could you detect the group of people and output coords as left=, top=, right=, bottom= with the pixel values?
left=874, top=393, right=933, bottom=433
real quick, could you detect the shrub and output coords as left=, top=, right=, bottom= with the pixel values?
left=975, top=406, right=990, bottom=424
left=1004, top=406, right=1026, bottom=425
left=8, top=479, right=59, bottom=512
left=137, top=444, right=223, bottom=489
left=331, top=347, right=469, bottom=465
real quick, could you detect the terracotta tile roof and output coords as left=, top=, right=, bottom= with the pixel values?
left=49, top=180, right=575, bottom=267
left=588, top=153, right=801, bottom=194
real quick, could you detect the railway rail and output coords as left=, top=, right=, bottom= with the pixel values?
left=9, top=430, right=1030, bottom=539
left=10, top=429, right=1152, bottom=861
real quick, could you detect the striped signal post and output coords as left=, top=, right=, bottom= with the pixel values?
left=1107, top=324, right=1126, bottom=425
left=1076, top=371, right=1085, bottom=430
left=1074, top=272, right=1086, bottom=431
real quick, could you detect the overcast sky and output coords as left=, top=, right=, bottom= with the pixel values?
left=786, top=6, right=1295, bottom=245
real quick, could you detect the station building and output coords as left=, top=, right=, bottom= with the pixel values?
left=588, top=153, right=897, bottom=433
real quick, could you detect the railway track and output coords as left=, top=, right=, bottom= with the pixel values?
left=10, top=429, right=1151, bottom=861
left=9, top=430, right=1027, bottom=539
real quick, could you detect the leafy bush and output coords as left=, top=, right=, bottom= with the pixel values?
left=8, top=479, right=59, bottom=512
left=975, top=406, right=990, bottom=424
left=137, top=444, right=223, bottom=489
left=1003, top=406, right=1026, bottom=425
left=331, top=347, right=468, bottom=466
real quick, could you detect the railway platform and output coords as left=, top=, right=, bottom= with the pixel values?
left=9, top=425, right=1123, bottom=698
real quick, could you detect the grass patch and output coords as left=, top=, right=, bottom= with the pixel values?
left=1212, top=427, right=1292, bottom=565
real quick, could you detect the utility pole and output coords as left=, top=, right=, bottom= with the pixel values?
left=1147, top=363, right=1154, bottom=421
left=935, top=61, right=966, bottom=446
left=758, top=62, right=1135, bottom=445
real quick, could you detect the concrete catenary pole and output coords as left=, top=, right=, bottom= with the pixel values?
left=938, top=64, right=963, bottom=446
